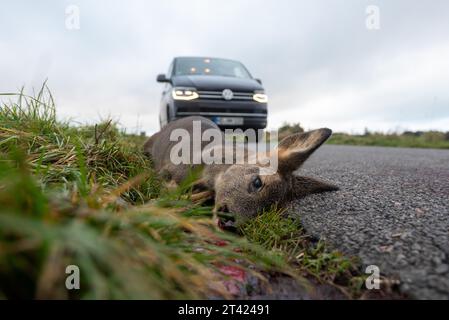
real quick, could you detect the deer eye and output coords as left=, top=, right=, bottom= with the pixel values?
left=250, top=176, right=263, bottom=192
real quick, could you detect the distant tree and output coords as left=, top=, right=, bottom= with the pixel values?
left=277, top=122, right=305, bottom=141
left=279, top=122, right=304, bottom=134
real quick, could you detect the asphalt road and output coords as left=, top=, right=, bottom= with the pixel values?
left=289, top=144, right=449, bottom=299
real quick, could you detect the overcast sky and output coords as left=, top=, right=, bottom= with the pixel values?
left=1, top=0, right=448, bottom=134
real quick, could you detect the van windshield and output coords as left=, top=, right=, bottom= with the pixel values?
left=174, top=57, right=252, bottom=79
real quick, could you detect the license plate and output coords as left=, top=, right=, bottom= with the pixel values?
left=214, top=117, right=244, bottom=125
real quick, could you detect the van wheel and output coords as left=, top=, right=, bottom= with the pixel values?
left=166, top=107, right=170, bottom=123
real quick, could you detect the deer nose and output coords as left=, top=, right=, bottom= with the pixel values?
left=215, top=204, right=237, bottom=232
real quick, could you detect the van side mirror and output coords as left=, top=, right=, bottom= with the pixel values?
left=157, top=74, right=170, bottom=83
left=255, top=78, right=262, bottom=85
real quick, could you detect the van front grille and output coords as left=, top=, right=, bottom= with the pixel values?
left=176, top=105, right=267, bottom=116
left=197, top=90, right=254, bottom=101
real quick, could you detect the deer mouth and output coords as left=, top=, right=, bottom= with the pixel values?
left=216, top=204, right=237, bottom=232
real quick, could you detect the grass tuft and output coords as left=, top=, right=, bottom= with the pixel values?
left=0, top=86, right=294, bottom=299
left=241, top=207, right=365, bottom=298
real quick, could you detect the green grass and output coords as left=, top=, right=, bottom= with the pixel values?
left=328, top=132, right=449, bottom=149
left=240, top=208, right=366, bottom=297
left=274, top=122, right=449, bottom=150
left=0, top=85, right=365, bottom=299
left=0, top=85, right=294, bottom=299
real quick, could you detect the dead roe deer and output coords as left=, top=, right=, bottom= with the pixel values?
left=144, top=116, right=338, bottom=228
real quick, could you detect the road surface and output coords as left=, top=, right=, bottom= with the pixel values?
left=290, top=144, right=449, bottom=299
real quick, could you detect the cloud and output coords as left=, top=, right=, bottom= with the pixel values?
left=0, top=0, right=448, bottom=134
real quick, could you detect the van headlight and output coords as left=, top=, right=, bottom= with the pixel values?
left=172, top=87, right=199, bottom=101
left=253, top=92, right=268, bottom=103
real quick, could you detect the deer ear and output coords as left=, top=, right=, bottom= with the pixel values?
left=289, top=175, right=339, bottom=199
left=277, top=128, right=332, bottom=175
